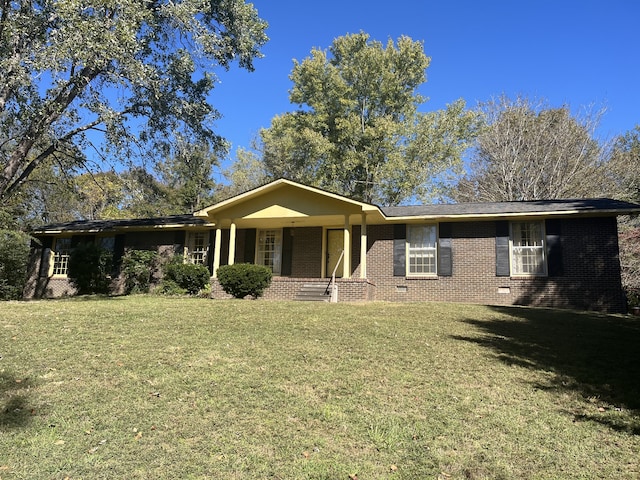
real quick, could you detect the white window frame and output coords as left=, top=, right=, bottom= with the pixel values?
left=185, top=231, right=209, bottom=265
left=256, top=228, right=283, bottom=275
left=510, top=221, right=547, bottom=276
left=406, top=224, right=438, bottom=277
left=50, top=237, right=72, bottom=277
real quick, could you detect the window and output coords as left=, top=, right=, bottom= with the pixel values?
left=256, top=229, right=282, bottom=275
left=407, top=225, right=437, bottom=276
left=186, top=231, right=209, bottom=265
left=51, top=237, right=72, bottom=276
left=98, top=236, right=115, bottom=253
left=511, top=221, right=546, bottom=275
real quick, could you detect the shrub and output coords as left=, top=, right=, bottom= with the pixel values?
left=121, top=249, right=159, bottom=294
left=0, top=230, right=31, bottom=300
left=155, top=279, right=188, bottom=296
left=68, top=242, right=113, bottom=295
left=217, top=263, right=272, bottom=299
left=164, top=262, right=210, bottom=295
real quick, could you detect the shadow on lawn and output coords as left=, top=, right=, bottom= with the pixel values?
left=0, top=371, right=35, bottom=430
left=453, top=306, right=640, bottom=434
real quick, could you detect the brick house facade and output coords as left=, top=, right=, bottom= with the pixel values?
left=25, top=179, right=640, bottom=312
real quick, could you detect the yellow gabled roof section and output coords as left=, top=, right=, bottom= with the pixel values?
left=195, top=179, right=383, bottom=226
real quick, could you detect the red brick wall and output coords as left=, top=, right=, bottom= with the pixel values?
left=25, top=217, right=626, bottom=312
left=359, top=218, right=626, bottom=313
left=290, top=227, right=322, bottom=278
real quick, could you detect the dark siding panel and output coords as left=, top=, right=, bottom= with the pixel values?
left=495, top=221, right=511, bottom=277
left=244, top=229, right=256, bottom=264
left=438, top=222, right=453, bottom=277
left=220, top=230, right=229, bottom=267
left=39, top=237, right=53, bottom=277
left=546, top=219, right=563, bottom=277
left=174, top=230, right=186, bottom=255
left=281, top=228, right=293, bottom=276
left=393, top=224, right=406, bottom=277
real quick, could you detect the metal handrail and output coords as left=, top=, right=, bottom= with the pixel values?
left=325, top=249, right=345, bottom=302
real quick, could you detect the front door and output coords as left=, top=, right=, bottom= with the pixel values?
left=326, top=229, right=344, bottom=278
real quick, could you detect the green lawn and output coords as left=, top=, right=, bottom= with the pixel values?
left=1, top=297, right=639, bottom=479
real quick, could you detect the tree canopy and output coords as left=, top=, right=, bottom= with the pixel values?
left=453, top=95, right=607, bottom=202
left=260, top=32, right=479, bottom=205
left=0, top=0, right=268, bottom=200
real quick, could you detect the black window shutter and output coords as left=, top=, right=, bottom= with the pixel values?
left=393, top=224, right=406, bottom=277
left=220, top=230, right=229, bottom=267
left=545, top=219, right=563, bottom=276
left=112, top=234, right=126, bottom=275
left=495, top=221, right=511, bottom=277
left=174, top=230, right=186, bottom=255
left=244, top=229, right=256, bottom=264
left=281, top=228, right=293, bottom=276
left=438, top=222, right=453, bottom=277
left=39, top=237, right=53, bottom=277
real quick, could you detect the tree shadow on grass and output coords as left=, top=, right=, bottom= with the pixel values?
left=0, top=371, right=36, bottom=430
left=452, top=306, right=640, bottom=434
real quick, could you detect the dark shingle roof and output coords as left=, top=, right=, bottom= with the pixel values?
left=31, top=198, right=640, bottom=235
left=381, top=198, right=640, bottom=218
left=32, top=214, right=209, bottom=233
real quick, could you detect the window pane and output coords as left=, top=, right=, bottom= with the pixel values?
left=188, top=232, right=208, bottom=265
left=257, top=229, right=282, bottom=275
left=52, top=238, right=72, bottom=275
left=512, top=222, right=545, bottom=275
left=407, top=225, right=437, bottom=275
left=99, top=236, right=115, bottom=252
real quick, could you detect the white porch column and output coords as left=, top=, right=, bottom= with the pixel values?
left=228, top=221, right=236, bottom=265
left=343, top=216, right=351, bottom=278
left=360, top=213, right=367, bottom=279
left=212, top=227, right=222, bottom=278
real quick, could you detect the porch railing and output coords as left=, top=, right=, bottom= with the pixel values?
left=325, top=250, right=345, bottom=303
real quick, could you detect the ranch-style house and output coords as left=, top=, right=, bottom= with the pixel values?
left=25, top=178, right=640, bottom=312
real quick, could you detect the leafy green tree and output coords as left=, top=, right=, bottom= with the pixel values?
left=157, top=140, right=222, bottom=212
left=260, top=32, right=479, bottom=205
left=0, top=0, right=268, bottom=200
left=0, top=229, right=31, bottom=300
left=221, top=143, right=268, bottom=199
left=453, top=95, right=607, bottom=202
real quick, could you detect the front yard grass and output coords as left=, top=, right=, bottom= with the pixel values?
left=1, top=297, right=639, bottom=479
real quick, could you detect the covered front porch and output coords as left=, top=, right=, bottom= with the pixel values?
left=194, top=180, right=387, bottom=297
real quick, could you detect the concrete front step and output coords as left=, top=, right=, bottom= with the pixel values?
left=294, top=283, right=332, bottom=302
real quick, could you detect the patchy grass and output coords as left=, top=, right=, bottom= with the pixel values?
left=1, top=297, right=639, bottom=479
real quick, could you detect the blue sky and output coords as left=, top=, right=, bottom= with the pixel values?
left=210, top=0, right=639, bottom=175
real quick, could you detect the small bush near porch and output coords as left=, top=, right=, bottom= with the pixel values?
left=1, top=298, right=639, bottom=479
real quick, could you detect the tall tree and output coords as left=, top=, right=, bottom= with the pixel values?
left=608, top=126, right=640, bottom=304
left=453, top=95, right=607, bottom=202
left=156, top=140, right=222, bottom=212
left=221, top=143, right=268, bottom=199
left=608, top=126, right=640, bottom=203
left=0, top=0, right=268, bottom=200
left=260, top=32, right=479, bottom=205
